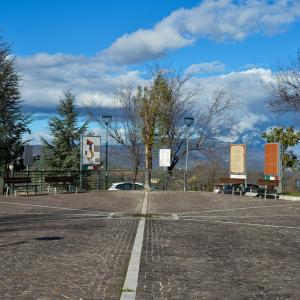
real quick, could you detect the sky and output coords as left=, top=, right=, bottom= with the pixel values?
left=1, top=0, right=300, bottom=145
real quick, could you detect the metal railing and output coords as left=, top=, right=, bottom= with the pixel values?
left=2, top=169, right=214, bottom=193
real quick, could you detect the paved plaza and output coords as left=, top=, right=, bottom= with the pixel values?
left=0, top=191, right=300, bottom=299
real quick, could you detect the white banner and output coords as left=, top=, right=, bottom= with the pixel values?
left=82, top=136, right=101, bottom=165
left=230, top=174, right=247, bottom=179
left=230, top=144, right=246, bottom=174
left=159, top=149, right=171, bottom=167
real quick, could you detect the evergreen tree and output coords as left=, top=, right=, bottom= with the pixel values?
left=42, top=90, right=87, bottom=170
left=0, top=39, right=31, bottom=176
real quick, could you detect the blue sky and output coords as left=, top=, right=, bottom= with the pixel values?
left=1, top=0, right=300, bottom=144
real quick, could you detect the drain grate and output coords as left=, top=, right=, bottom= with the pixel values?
left=112, top=213, right=179, bottom=220
left=35, top=236, right=63, bottom=241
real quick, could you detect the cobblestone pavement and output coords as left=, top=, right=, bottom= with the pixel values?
left=0, top=192, right=142, bottom=300
left=1, top=191, right=300, bottom=299
left=137, top=191, right=300, bottom=299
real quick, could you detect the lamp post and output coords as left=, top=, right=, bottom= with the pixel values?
left=102, top=115, right=112, bottom=190
left=184, top=117, right=194, bottom=192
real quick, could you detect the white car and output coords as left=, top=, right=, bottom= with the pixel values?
left=108, top=182, right=146, bottom=191
left=213, top=186, right=222, bottom=193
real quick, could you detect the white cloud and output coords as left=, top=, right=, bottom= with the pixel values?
left=18, top=53, right=143, bottom=108
left=185, top=61, right=226, bottom=75
left=186, top=67, right=274, bottom=111
left=101, top=26, right=192, bottom=65
left=18, top=43, right=277, bottom=117
left=102, top=0, right=300, bottom=64
left=218, top=112, right=268, bottom=143
left=18, top=53, right=283, bottom=145
left=23, top=130, right=51, bottom=144
left=185, top=68, right=274, bottom=143
left=233, top=113, right=268, bottom=134
left=18, top=50, right=275, bottom=119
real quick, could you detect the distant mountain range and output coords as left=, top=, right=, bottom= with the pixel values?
left=27, top=140, right=265, bottom=172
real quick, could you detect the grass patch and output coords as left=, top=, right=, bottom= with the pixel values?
left=282, top=192, right=300, bottom=196
left=122, top=288, right=135, bottom=292
left=119, top=287, right=135, bottom=296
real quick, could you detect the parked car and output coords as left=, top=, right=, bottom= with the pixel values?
left=108, top=182, right=146, bottom=191
left=213, top=185, right=223, bottom=193
left=244, top=184, right=259, bottom=196
left=257, top=187, right=279, bottom=199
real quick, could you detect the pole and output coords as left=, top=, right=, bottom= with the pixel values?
left=105, top=126, right=108, bottom=190
left=278, top=142, right=283, bottom=194
left=164, top=167, right=167, bottom=190
left=184, top=129, right=190, bottom=192
left=80, top=134, right=83, bottom=191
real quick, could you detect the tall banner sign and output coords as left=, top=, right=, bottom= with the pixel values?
left=159, top=149, right=171, bottom=167
left=230, top=144, right=246, bottom=178
left=264, top=143, right=281, bottom=177
left=81, top=136, right=101, bottom=170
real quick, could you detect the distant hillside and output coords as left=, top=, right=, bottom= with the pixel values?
left=27, top=141, right=265, bottom=171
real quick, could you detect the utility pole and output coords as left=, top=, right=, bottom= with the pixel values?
left=184, top=117, right=194, bottom=192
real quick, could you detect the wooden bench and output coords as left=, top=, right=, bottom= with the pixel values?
left=4, top=177, right=38, bottom=197
left=257, top=179, right=279, bottom=199
left=219, top=177, right=246, bottom=196
left=45, top=176, right=77, bottom=194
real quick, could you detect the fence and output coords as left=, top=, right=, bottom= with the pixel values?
left=3, top=168, right=212, bottom=193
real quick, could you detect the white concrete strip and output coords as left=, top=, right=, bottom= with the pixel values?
left=120, top=192, right=148, bottom=300
left=178, top=203, right=300, bottom=215
left=107, top=213, right=115, bottom=219
left=141, top=191, right=148, bottom=215
left=185, top=218, right=300, bottom=230
left=120, top=218, right=145, bottom=300
left=279, top=195, right=300, bottom=201
left=172, top=213, right=179, bottom=220
left=0, top=201, right=108, bottom=214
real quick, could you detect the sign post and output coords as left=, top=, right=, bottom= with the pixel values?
left=230, top=144, right=247, bottom=187
left=159, top=149, right=171, bottom=190
left=264, top=143, right=282, bottom=193
left=80, top=135, right=101, bottom=190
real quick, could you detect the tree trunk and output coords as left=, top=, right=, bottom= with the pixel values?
left=0, top=167, right=4, bottom=195
left=144, top=144, right=152, bottom=190
left=133, top=161, right=139, bottom=189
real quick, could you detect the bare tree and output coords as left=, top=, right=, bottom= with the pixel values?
left=86, top=66, right=237, bottom=191
left=136, top=66, right=236, bottom=189
left=148, top=69, right=236, bottom=183
left=268, top=51, right=300, bottom=113
left=86, top=86, right=143, bottom=185
left=169, top=90, right=235, bottom=185
left=135, top=67, right=195, bottom=189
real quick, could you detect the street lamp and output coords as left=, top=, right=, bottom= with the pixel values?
left=102, top=115, right=112, bottom=189
left=184, top=117, right=194, bottom=192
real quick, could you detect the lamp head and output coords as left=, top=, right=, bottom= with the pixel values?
left=102, top=115, right=112, bottom=125
left=184, top=117, right=194, bottom=127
